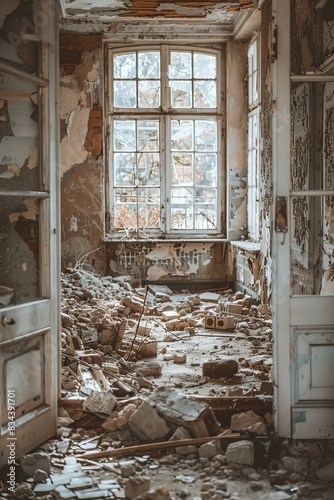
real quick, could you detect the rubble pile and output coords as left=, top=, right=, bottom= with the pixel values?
left=2, top=269, right=333, bottom=499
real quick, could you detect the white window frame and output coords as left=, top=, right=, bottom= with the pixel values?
left=106, top=44, right=225, bottom=239
left=247, top=34, right=260, bottom=240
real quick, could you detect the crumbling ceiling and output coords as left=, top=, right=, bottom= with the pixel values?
left=60, top=0, right=256, bottom=34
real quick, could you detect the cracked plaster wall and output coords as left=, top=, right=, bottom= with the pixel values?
left=60, top=34, right=105, bottom=273
left=226, top=40, right=248, bottom=242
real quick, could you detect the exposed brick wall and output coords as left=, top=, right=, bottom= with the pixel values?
left=84, top=106, right=102, bottom=157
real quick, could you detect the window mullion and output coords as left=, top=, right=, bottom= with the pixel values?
left=161, top=45, right=169, bottom=112
left=164, top=115, right=170, bottom=232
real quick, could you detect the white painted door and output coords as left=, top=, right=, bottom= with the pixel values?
left=272, top=0, right=334, bottom=439
left=0, top=0, right=59, bottom=467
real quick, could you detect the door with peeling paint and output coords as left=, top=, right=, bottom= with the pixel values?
left=273, top=0, right=334, bottom=439
left=0, top=0, right=59, bottom=466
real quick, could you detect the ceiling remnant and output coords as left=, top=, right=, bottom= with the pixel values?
left=60, top=0, right=256, bottom=34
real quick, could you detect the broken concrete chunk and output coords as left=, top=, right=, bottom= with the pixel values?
left=146, top=389, right=219, bottom=437
left=33, top=469, right=49, bottom=483
left=315, top=460, right=334, bottom=482
left=199, top=292, right=221, bottom=303
left=169, top=427, right=192, bottom=441
left=198, top=440, right=222, bottom=459
left=82, top=390, right=116, bottom=416
left=12, top=482, right=36, bottom=498
left=244, top=421, right=267, bottom=435
left=20, top=452, right=50, bottom=477
left=162, top=310, right=180, bottom=321
left=230, top=410, right=264, bottom=432
left=173, top=353, right=187, bottom=364
left=175, top=445, right=198, bottom=455
left=202, top=358, right=238, bottom=379
left=134, top=361, right=162, bottom=377
left=128, top=401, right=170, bottom=442
left=133, top=486, right=174, bottom=500
left=125, top=476, right=151, bottom=499
left=225, top=440, right=254, bottom=465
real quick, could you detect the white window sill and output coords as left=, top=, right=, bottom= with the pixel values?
left=230, top=240, right=261, bottom=252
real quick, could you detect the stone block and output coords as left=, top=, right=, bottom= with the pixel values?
left=198, top=440, right=222, bottom=459
left=20, top=452, right=50, bottom=477
left=225, top=440, right=254, bottom=465
left=162, top=310, right=180, bottom=321
left=224, top=302, right=244, bottom=314
left=230, top=410, right=263, bottom=432
left=315, top=460, right=334, bottom=482
left=215, top=315, right=234, bottom=330
left=82, top=390, right=116, bottom=416
left=205, top=315, right=216, bottom=329
left=125, top=476, right=150, bottom=500
left=128, top=401, right=170, bottom=442
left=202, top=358, right=238, bottom=379
left=173, top=353, right=187, bottom=364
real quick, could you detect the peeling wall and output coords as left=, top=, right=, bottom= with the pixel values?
left=258, top=0, right=273, bottom=304
left=106, top=241, right=233, bottom=285
left=59, top=34, right=105, bottom=273
left=226, top=40, right=248, bottom=241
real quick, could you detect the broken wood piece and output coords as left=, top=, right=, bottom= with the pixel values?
left=76, top=433, right=245, bottom=460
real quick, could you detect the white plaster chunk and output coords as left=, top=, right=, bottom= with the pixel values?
left=82, top=390, right=116, bottom=416
left=147, top=265, right=168, bottom=281
left=60, top=107, right=90, bottom=173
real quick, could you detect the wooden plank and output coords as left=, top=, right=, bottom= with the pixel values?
left=76, top=433, right=245, bottom=460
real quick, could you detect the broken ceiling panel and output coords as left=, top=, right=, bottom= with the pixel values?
left=61, top=0, right=255, bottom=33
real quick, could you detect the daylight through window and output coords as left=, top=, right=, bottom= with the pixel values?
left=107, top=46, right=224, bottom=237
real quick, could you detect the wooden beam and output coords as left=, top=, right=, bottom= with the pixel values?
left=76, top=433, right=245, bottom=460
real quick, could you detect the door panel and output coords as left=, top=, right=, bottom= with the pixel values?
left=0, top=0, right=59, bottom=467
left=273, top=0, right=334, bottom=439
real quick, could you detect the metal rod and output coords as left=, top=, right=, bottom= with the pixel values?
left=0, top=60, right=49, bottom=86
left=0, top=190, right=49, bottom=198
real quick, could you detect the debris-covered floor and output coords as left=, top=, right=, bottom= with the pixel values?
left=1, top=268, right=334, bottom=500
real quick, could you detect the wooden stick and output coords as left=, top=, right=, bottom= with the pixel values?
left=76, top=433, right=244, bottom=460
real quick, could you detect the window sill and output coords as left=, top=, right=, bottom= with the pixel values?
left=230, top=240, right=261, bottom=252
left=104, top=234, right=228, bottom=244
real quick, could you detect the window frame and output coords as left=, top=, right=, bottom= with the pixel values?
left=105, top=43, right=225, bottom=240
left=247, top=34, right=261, bottom=241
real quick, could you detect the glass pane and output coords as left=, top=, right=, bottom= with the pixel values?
left=138, top=52, right=160, bottom=79
left=138, top=80, right=160, bottom=108
left=114, top=81, right=136, bottom=107
left=170, top=81, right=192, bottom=108
left=138, top=153, right=160, bottom=185
left=195, top=206, right=217, bottom=229
left=0, top=196, right=40, bottom=307
left=114, top=153, right=136, bottom=186
left=172, top=153, right=193, bottom=185
left=171, top=205, right=193, bottom=230
left=137, top=120, right=159, bottom=151
left=114, top=53, right=136, bottom=79
left=114, top=121, right=136, bottom=151
left=169, top=52, right=191, bottom=79
left=171, top=120, right=193, bottom=150
left=0, top=74, right=39, bottom=191
left=194, top=53, right=216, bottom=79
left=195, top=121, right=217, bottom=151
left=138, top=188, right=160, bottom=228
left=114, top=188, right=137, bottom=228
left=195, top=153, right=217, bottom=186
left=194, top=81, right=217, bottom=108
left=171, top=187, right=193, bottom=205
